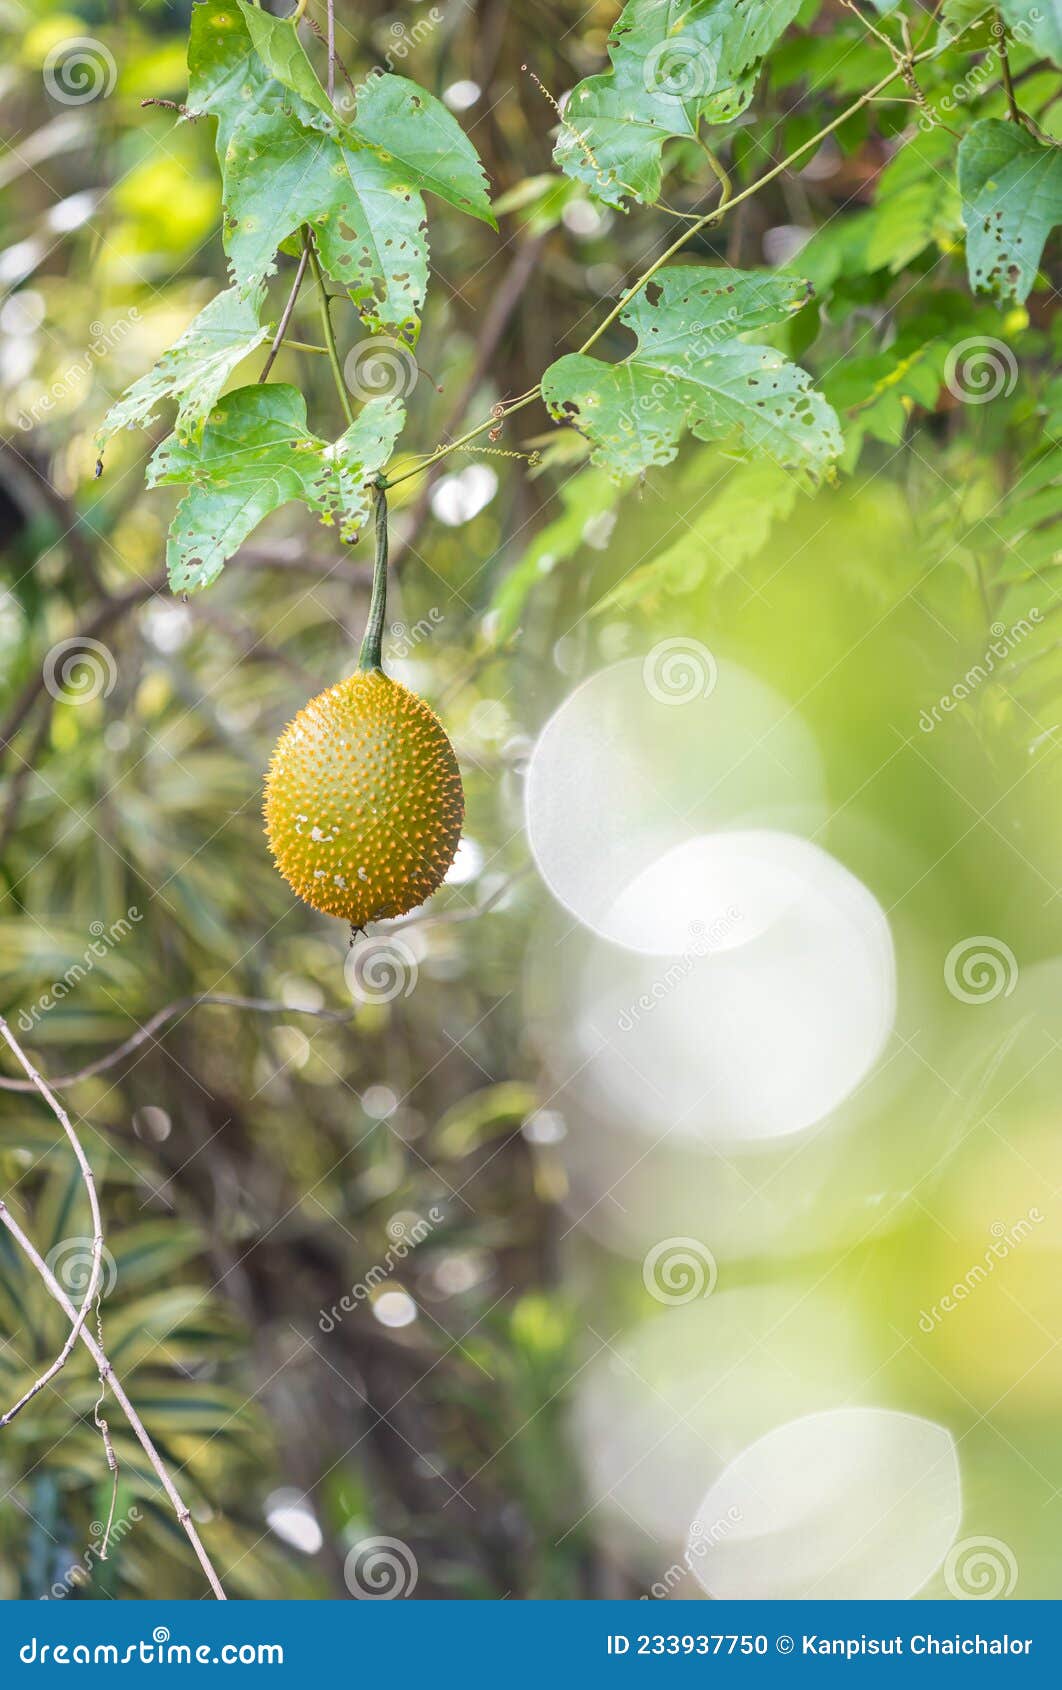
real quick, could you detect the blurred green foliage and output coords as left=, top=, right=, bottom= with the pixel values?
left=1, top=0, right=1060, bottom=1602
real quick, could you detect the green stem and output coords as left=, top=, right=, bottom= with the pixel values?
left=359, top=484, right=389, bottom=672
left=304, top=230, right=355, bottom=427
left=382, top=55, right=932, bottom=494
left=995, top=12, right=1023, bottom=125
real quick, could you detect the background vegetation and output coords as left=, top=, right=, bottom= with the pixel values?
left=0, top=0, right=1059, bottom=1599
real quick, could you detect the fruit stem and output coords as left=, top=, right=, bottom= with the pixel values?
left=358, top=483, right=389, bottom=672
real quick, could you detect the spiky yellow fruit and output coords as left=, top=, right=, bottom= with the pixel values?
left=264, top=670, right=464, bottom=926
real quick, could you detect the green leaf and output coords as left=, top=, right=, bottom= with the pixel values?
left=938, top=0, right=989, bottom=33
left=234, top=0, right=338, bottom=128
left=347, top=75, right=495, bottom=228
left=219, top=108, right=430, bottom=342
left=958, top=118, right=1062, bottom=303
left=1006, top=0, right=1062, bottom=63
left=554, top=0, right=803, bottom=208
left=541, top=267, right=842, bottom=483
left=147, top=384, right=404, bottom=592
left=861, top=130, right=963, bottom=274
left=98, top=286, right=269, bottom=447
left=186, top=0, right=323, bottom=161
left=187, top=2, right=490, bottom=340
left=315, top=149, right=431, bottom=348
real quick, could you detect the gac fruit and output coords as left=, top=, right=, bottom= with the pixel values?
left=264, top=669, right=464, bottom=926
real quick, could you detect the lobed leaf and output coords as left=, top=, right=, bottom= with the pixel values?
left=554, top=0, right=803, bottom=208
left=958, top=118, right=1062, bottom=303
left=351, top=75, right=495, bottom=227
left=541, top=266, right=842, bottom=483
left=98, top=285, right=270, bottom=447
left=148, top=384, right=404, bottom=592
left=186, top=0, right=491, bottom=342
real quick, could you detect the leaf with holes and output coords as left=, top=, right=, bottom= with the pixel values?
left=187, top=1, right=489, bottom=340
left=98, top=286, right=270, bottom=448
left=958, top=119, right=1062, bottom=304
left=541, top=267, right=842, bottom=483
left=223, top=108, right=429, bottom=347
left=147, top=384, right=404, bottom=592
left=350, top=75, right=495, bottom=227
left=554, top=0, right=803, bottom=208
left=187, top=0, right=325, bottom=160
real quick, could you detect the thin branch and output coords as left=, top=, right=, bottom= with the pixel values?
left=306, top=11, right=356, bottom=102
left=0, top=1016, right=103, bottom=1428
left=304, top=231, right=355, bottom=427
left=994, top=11, right=1025, bottom=126
left=0, top=994, right=353, bottom=1093
left=259, top=244, right=311, bottom=382
left=0, top=1197, right=227, bottom=1599
left=0, top=874, right=526, bottom=1093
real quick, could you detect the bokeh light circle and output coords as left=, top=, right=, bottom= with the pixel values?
left=525, top=656, right=827, bottom=954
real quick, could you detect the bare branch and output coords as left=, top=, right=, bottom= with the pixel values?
left=0, top=1197, right=227, bottom=1599
left=0, top=1016, right=103, bottom=1427
left=0, top=994, right=353, bottom=1093
left=259, top=244, right=310, bottom=382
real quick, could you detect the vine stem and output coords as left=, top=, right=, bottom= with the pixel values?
left=0, top=1015, right=103, bottom=1428
left=381, top=52, right=938, bottom=494
left=994, top=12, right=1024, bottom=125
left=0, top=1197, right=227, bottom=1599
left=359, top=485, right=389, bottom=671
left=259, top=243, right=311, bottom=381
left=304, top=229, right=355, bottom=427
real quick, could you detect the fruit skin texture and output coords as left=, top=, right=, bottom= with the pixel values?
left=264, top=669, right=464, bottom=926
